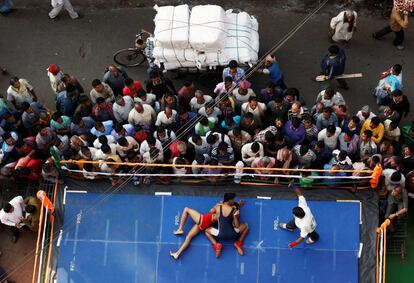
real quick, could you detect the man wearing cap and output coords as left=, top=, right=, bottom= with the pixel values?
left=356, top=105, right=376, bottom=123
left=320, top=45, right=348, bottom=90
left=257, top=54, right=286, bottom=89
left=47, top=64, right=64, bottom=94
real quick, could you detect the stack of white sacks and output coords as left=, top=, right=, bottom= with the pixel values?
left=152, top=4, right=259, bottom=70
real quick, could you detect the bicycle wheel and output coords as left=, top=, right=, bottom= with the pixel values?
left=113, top=48, right=146, bottom=67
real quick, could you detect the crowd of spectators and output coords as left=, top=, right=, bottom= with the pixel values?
left=0, top=55, right=413, bottom=234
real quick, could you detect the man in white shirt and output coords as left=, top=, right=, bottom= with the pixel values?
left=241, top=142, right=264, bottom=166
left=188, top=134, right=210, bottom=157
left=128, top=102, right=156, bottom=130
left=113, top=95, right=134, bottom=124
left=279, top=183, right=319, bottom=247
left=318, top=125, right=341, bottom=150
left=90, top=79, right=115, bottom=104
left=189, top=90, right=213, bottom=113
left=0, top=195, right=25, bottom=243
left=155, top=107, right=177, bottom=128
left=7, top=77, right=37, bottom=110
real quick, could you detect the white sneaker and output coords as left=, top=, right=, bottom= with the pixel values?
left=306, top=238, right=315, bottom=244
left=396, top=45, right=405, bottom=50
left=279, top=223, right=294, bottom=232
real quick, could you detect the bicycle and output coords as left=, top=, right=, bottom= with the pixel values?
left=113, top=32, right=149, bottom=67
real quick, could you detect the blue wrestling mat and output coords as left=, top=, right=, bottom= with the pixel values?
left=56, top=192, right=361, bottom=283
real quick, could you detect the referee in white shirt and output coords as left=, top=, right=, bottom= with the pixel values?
left=0, top=196, right=25, bottom=243
left=279, top=181, right=319, bottom=248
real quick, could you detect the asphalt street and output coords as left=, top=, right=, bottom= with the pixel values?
left=0, top=5, right=413, bottom=120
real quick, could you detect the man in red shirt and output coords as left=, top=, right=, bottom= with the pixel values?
left=178, top=81, right=195, bottom=110
left=122, top=78, right=143, bottom=97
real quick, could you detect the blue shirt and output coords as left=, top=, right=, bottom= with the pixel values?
left=268, top=62, right=283, bottom=84
left=56, top=90, right=80, bottom=117
left=316, top=113, right=339, bottom=130
left=90, top=120, right=113, bottom=137
left=321, top=49, right=346, bottom=79
left=222, top=67, right=245, bottom=82
left=283, top=121, right=305, bottom=145
left=71, top=117, right=95, bottom=135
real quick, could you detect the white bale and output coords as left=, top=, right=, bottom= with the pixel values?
left=220, top=12, right=260, bottom=64
left=153, top=4, right=190, bottom=49
left=153, top=46, right=198, bottom=70
left=189, top=5, right=226, bottom=52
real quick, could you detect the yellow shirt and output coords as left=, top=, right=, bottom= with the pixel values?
left=360, top=119, right=384, bottom=144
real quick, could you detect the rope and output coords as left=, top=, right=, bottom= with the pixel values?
left=59, top=160, right=373, bottom=174
left=60, top=168, right=374, bottom=179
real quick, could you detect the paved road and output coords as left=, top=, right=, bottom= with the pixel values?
left=0, top=6, right=413, bottom=118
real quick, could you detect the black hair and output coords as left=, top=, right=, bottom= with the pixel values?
left=217, top=141, right=228, bottom=152
left=124, top=77, right=134, bottom=86
left=223, top=192, right=236, bottom=202
left=191, top=134, right=201, bottom=143
left=325, top=87, right=335, bottom=98
left=92, top=79, right=102, bottom=88
left=229, top=60, right=238, bottom=69
left=328, top=45, right=340, bottom=55
left=248, top=96, right=258, bottom=102
left=98, top=135, right=108, bottom=145
left=392, top=64, right=402, bottom=75
left=323, top=107, right=333, bottom=113
left=118, top=137, right=128, bottom=147
left=200, top=116, right=209, bottom=126
left=3, top=203, right=13, bottom=213
left=371, top=117, right=380, bottom=126
left=326, top=125, right=336, bottom=134
left=21, top=102, right=31, bottom=111
left=338, top=150, right=348, bottom=160
left=66, top=84, right=76, bottom=93
left=101, top=144, right=111, bottom=154
left=351, top=116, right=360, bottom=124
left=299, top=145, right=308, bottom=156
left=292, top=207, right=305, bottom=218
left=285, top=88, right=299, bottom=98
left=390, top=171, right=402, bottom=182
left=9, top=76, right=19, bottom=85
left=146, top=136, right=156, bottom=145
left=224, top=76, right=233, bottom=84
left=113, top=123, right=123, bottom=132
left=391, top=89, right=403, bottom=97
left=244, top=112, right=254, bottom=120
left=183, top=80, right=193, bottom=87
left=364, top=130, right=373, bottom=139
left=206, top=133, right=217, bottom=144
left=345, top=130, right=354, bottom=138
left=291, top=117, right=301, bottom=128
left=157, top=125, right=166, bottom=133
left=251, top=142, right=260, bottom=153
left=96, top=97, right=105, bottom=104
left=25, top=204, right=36, bottom=214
